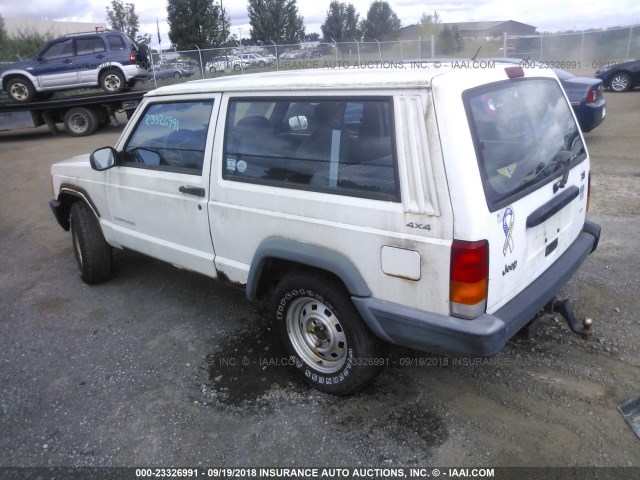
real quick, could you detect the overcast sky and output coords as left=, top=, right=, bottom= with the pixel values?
left=1, top=0, right=638, bottom=48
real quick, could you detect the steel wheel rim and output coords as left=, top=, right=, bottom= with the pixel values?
left=611, top=75, right=628, bottom=92
left=103, top=73, right=122, bottom=92
left=68, top=113, right=87, bottom=134
left=286, top=296, right=347, bottom=374
left=10, top=83, right=28, bottom=101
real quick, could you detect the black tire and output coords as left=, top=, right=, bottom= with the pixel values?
left=209, top=66, right=217, bottom=73
left=271, top=272, right=386, bottom=395
left=609, top=72, right=632, bottom=92
left=63, top=107, right=98, bottom=137
left=99, top=69, right=126, bottom=94
left=258, top=61, right=266, bottom=68
left=6, top=77, right=35, bottom=103
left=70, top=202, right=112, bottom=285
left=234, top=63, right=241, bottom=71
left=173, top=71, right=182, bottom=79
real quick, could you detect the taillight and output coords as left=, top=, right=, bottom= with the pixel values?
left=586, top=88, right=596, bottom=104
left=130, top=52, right=136, bottom=64
left=450, top=240, right=489, bottom=319
left=586, top=172, right=591, bottom=212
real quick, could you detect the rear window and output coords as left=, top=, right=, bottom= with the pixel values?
left=465, top=78, right=585, bottom=211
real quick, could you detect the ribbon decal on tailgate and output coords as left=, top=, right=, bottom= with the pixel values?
left=503, top=206, right=515, bottom=256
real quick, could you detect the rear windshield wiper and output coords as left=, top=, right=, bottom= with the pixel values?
left=553, top=150, right=583, bottom=193
left=519, top=148, right=583, bottom=191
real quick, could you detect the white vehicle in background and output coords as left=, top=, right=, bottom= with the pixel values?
left=206, top=55, right=250, bottom=73
left=50, top=64, right=600, bottom=395
left=240, top=53, right=274, bottom=68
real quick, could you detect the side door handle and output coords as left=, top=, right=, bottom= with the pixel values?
left=96, top=54, right=105, bottom=59
left=179, top=185, right=205, bottom=197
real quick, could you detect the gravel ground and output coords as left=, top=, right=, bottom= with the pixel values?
left=0, top=88, right=638, bottom=472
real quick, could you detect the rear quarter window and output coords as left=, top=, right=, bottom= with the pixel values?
left=223, top=97, right=399, bottom=201
left=107, top=35, right=126, bottom=51
left=464, top=78, right=585, bottom=211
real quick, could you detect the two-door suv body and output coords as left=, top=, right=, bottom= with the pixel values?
left=50, top=64, right=601, bottom=394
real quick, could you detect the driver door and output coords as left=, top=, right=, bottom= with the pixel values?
left=35, top=38, right=78, bottom=88
left=103, top=94, right=221, bottom=277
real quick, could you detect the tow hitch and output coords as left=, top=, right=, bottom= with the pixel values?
left=545, top=297, right=593, bottom=336
left=523, top=297, right=593, bottom=339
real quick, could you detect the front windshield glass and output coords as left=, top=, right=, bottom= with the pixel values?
left=465, top=78, right=584, bottom=211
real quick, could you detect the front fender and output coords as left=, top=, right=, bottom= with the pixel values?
left=1, top=69, right=39, bottom=91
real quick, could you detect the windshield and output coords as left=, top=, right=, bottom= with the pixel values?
left=465, top=78, right=584, bottom=211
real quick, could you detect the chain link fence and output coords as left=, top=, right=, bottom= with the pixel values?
left=149, top=38, right=436, bottom=80
left=146, top=24, right=639, bottom=85
left=505, top=25, right=639, bottom=66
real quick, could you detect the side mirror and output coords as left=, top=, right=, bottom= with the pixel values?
left=90, top=146, right=117, bottom=171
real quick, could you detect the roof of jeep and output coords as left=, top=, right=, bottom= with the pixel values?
left=146, top=62, right=549, bottom=97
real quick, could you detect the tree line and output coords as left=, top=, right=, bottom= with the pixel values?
left=0, top=0, right=464, bottom=62
left=163, top=0, right=408, bottom=50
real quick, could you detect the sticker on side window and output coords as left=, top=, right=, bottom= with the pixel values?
left=227, top=157, right=237, bottom=171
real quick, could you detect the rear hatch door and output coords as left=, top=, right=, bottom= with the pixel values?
left=463, top=76, right=590, bottom=313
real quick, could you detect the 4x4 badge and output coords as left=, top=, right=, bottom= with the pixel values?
left=503, top=206, right=515, bottom=256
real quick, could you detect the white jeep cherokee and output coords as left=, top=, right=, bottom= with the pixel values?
left=50, top=64, right=601, bottom=394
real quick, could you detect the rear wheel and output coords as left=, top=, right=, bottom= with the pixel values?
left=100, top=69, right=126, bottom=94
left=173, top=71, right=182, bottom=79
left=610, top=72, right=631, bottom=92
left=63, top=107, right=98, bottom=137
left=271, top=272, right=386, bottom=395
left=70, top=202, right=112, bottom=284
left=6, top=77, right=35, bottom=103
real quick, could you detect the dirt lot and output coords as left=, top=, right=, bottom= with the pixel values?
left=0, top=89, right=639, bottom=472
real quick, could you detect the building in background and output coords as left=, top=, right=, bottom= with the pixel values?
left=400, top=20, right=537, bottom=40
left=3, top=18, right=108, bottom=37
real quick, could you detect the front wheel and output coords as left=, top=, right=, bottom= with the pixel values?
left=610, top=72, right=632, bottom=92
left=271, top=272, right=386, bottom=395
left=173, top=71, right=182, bottom=79
left=100, top=70, right=126, bottom=94
left=6, top=77, right=35, bottom=103
left=70, top=202, right=113, bottom=284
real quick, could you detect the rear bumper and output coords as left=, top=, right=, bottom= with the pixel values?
left=122, top=65, right=148, bottom=81
left=353, top=220, right=601, bottom=357
left=575, top=99, right=606, bottom=133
